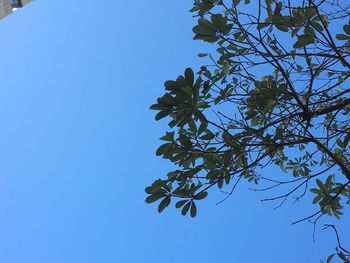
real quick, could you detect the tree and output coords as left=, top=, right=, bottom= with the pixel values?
left=146, top=0, right=350, bottom=261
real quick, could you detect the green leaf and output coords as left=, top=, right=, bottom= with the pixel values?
left=145, top=193, right=165, bottom=203
left=199, top=17, right=217, bottom=30
left=155, top=110, right=172, bottom=121
left=257, top=21, right=270, bottom=30
left=336, top=138, right=344, bottom=148
left=190, top=202, right=197, bottom=217
left=316, top=179, right=328, bottom=193
left=343, top=133, right=350, bottom=148
left=156, top=143, right=172, bottom=156
left=194, top=191, right=208, bottom=200
left=145, top=185, right=163, bottom=195
left=158, top=196, right=171, bottom=213
left=275, top=22, right=289, bottom=32
left=327, top=254, right=335, bottom=263
left=312, top=195, right=322, bottom=204
left=336, top=34, right=350, bottom=40
left=251, top=116, right=261, bottom=126
left=326, top=175, right=333, bottom=188
left=164, top=80, right=179, bottom=90
left=200, top=132, right=215, bottom=140
left=180, top=85, right=193, bottom=97
left=338, top=251, right=347, bottom=261
left=311, top=21, right=323, bottom=32
left=344, top=24, right=350, bottom=35
left=198, top=53, right=208, bottom=57
left=211, top=14, right=232, bottom=35
left=193, top=20, right=218, bottom=42
left=234, top=0, right=241, bottom=6
left=274, top=127, right=283, bottom=140
left=222, top=64, right=230, bottom=75
left=175, top=200, right=188, bottom=208
left=293, top=35, right=314, bottom=48
left=185, top=68, right=194, bottom=86
left=159, top=132, right=174, bottom=142
left=222, top=131, right=233, bottom=142
left=193, top=25, right=215, bottom=36
left=181, top=201, right=191, bottom=216
left=274, top=2, right=282, bottom=16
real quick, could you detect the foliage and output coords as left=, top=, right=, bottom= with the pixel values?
left=147, top=0, right=350, bottom=260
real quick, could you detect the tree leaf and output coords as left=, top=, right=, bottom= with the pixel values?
left=156, top=143, right=172, bottom=156
left=158, top=196, right=171, bottom=213
left=293, top=35, right=314, bottom=48
left=343, top=24, right=350, bottom=35
left=185, top=68, right=194, bottom=86
left=327, top=254, right=335, bottom=263
left=198, top=53, right=208, bottom=57
left=234, top=0, right=241, bottom=6
left=190, top=202, right=197, bottom=217
left=336, top=34, right=350, bottom=40
left=175, top=200, right=188, bottom=208
left=194, top=191, right=208, bottom=200
left=155, top=110, right=172, bottom=121
left=145, top=193, right=165, bottom=204
left=181, top=202, right=191, bottom=216
left=311, top=21, right=323, bottom=32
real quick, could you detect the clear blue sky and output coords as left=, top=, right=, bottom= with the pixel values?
left=0, top=1, right=348, bottom=262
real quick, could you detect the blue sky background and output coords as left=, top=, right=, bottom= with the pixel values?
left=0, top=1, right=348, bottom=262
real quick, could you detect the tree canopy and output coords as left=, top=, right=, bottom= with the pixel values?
left=146, top=0, right=350, bottom=261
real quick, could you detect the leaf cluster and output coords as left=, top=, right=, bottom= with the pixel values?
left=148, top=0, right=350, bottom=259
